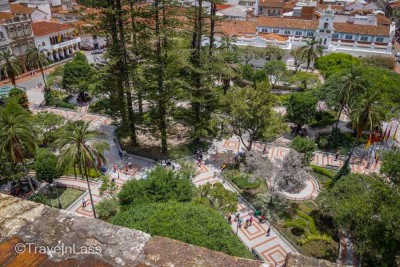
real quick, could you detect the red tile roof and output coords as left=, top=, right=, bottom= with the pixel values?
left=216, top=4, right=233, bottom=10
left=0, top=12, right=14, bottom=20
left=258, top=17, right=319, bottom=30
left=10, top=3, right=34, bottom=15
left=259, top=0, right=285, bottom=8
left=217, top=17, right=391, bottom=38
left=32, top=21, right=74, bottom=37
left=334, top=22, right=390, bottom=36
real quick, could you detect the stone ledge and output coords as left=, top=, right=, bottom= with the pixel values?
left=0, top=193, right=264, bottom=266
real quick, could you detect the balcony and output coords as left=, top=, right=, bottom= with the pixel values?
left=51, top=37, right=81, bottom=50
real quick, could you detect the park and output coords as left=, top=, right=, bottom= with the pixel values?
left=0, top=2, right=400, bottom=266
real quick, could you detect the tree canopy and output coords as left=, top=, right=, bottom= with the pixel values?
left=112, top=201, right=253, bottom=258
left=118, top=166, right=194, bottom=208
left=319, top=174, right=400, bottom=266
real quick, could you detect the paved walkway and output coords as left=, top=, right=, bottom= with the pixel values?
left=193, top=137, right=298, bottom=266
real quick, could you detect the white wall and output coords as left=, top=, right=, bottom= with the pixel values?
left=79, top=34, right=107, bottom=49
left=31, top=9, right=50, bottom=22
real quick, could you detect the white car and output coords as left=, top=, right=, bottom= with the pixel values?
left=395, top=52, right=400, bottom=58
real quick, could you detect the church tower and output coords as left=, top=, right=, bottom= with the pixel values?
left=316, top=5, right=335, bottom=47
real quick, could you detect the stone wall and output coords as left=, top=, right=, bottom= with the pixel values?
left=0, top=193, right=263, bottom=266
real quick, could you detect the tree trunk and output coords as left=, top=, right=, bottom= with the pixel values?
left=209, top=1, right=216, bottom=56
left=116, top=0, right=138, bottom=146
left=222, top=79, right=229, bottom=95
left=22, top=161, right=35, bottom=193
left=82, top=165, right=97, bottom=218
left=39, top=60, right=49, bottom=95
left=109, top=0, right=128, bottom=127
left=190, top=0, right=203, bottom=145
left=73, top=164, right=77, bottom=180
left=335, top=105, right=344, bottom=129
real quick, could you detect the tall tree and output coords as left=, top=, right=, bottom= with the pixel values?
left=223, top=83, right=284, bottom=151
left=115, top=0, right=138, bottom=145
left=350, top=91, right=385, bottom=138
left=0, top=50, right=22, bottom=87
left=25, top=47, right=50, bottom=95
left=319, top=174, right=400, bottom=266
left=56, top=120, right=109, bottom=218
left=299, top=37, right=324, bottom=71
left=0, top=100, right=36, bottom=191
left=334, top=66, right=366, bottom=128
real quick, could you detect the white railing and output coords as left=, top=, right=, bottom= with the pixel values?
left=52, top=37, right=81, bottom=50
left=328, top=40, right=392, bottom=54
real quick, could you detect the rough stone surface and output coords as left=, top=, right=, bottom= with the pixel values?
left=285, top=253, right=347, bottom=267
left=0, top=194, right=265, bottom=266
left=143, top=236, right=262, bottom=267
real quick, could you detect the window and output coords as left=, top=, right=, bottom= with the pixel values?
left=360, top=36, right=368, bottom=41
left=0, top=32, right=4, bottom=39
left=307, top=32, right=314, bottom=37
left=41, top=41, right=45, bottom=46
left=345, top=34, right=353, bottom=40
left=295, top=31, right=302, bottom=36
left=268, top=9, right=271, bottom=14
left=273, top=29, right=279, bottom=33
left=284, top=30, right=291, bottom=35
left=332, top=34, right=339, bottom=39
left=375, top=37, right=384, bottom=42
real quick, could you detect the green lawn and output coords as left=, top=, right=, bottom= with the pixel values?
left=30, top=187, right=84, bottom=209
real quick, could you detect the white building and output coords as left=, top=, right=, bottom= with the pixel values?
left=212, top=6, right=396, bottom=57
left=32, top=21, right=80, bottom=62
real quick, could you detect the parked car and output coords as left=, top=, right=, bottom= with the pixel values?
left=395, top=52, right=400, bottom=58
left=91, top=49, right=104, bottom=55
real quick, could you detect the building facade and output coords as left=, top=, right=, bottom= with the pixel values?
left=32, top=21, right=80, bottom=62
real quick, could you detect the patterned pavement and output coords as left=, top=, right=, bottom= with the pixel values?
left=193, top=138, right=298, bottom=266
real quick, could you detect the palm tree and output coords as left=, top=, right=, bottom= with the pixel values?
left=335, top=66, right=366, bottom=128
left=0, top=100, right=36, bottom=191
left=219, top=35, right=238, bottom=50
left=299, top=37, right=324, bottom=72
left=0, top=50, right=22, bottom=87
left=56, top=120, right=109, bottom=218
left=350, top=91, right=385, bottom=138
left=25, top=46, right=50, bottom=94
left=215, top=49, right=240, bottom=94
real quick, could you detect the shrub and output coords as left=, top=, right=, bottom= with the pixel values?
left=118, top=166, right=194, bottom=207
left=96, top=199, right=119, bottom=221
left=310, top=165, right=334, bottom=178
left=9, top=88, right=29, bottom=109
left=292, top=227, right=305, bottom=236
left=229, top=173, right=261, bottom=190
left=290, top=136, right=316, bottom=164
left=29, top=193, right=51, bottom=206
left=89, top=98, right=112, bottom=115
left=112, top=201, right=254, bottom=259
left=310, top=111, right=336, bottom=128
left=35, top=149, right=63, bottom=183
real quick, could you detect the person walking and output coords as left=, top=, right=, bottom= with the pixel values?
left=113, top=164, right=117, bottom=173
left=249, top=216, right=253, bottom=226
left=266, top=226, right=271, bottom=236
left=228, top=214, right=232, bottom=224
left=335, top=150, right=339, bottom=161
left=81, top=197, right=86, bottom=207
left=128, top=161, right=132, bottom=169
left=125, top=165, right=129, bottom=175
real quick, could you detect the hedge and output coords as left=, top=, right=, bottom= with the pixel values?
left=310, top=165, right=334, bottom=178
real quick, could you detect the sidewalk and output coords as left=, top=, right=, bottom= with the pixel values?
left=0, top=60, right=70, bottom=87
